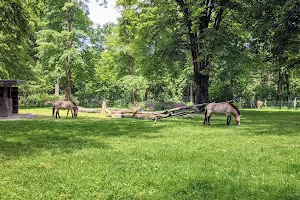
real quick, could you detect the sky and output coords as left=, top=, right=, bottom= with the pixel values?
left=87, top=0, right=120, bottom=26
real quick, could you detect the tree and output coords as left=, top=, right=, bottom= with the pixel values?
left=244, top=0, right=300, bottom=101
left=37, top=0, right=92, bottom=100
left=0, top=0, right=35, bottom=78
left=174, top=0, right=235, bottom=103
left=113, top=0, right=240, bottom=103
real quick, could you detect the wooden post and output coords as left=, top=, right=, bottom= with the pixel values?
left=3, top=85, right=7, bottom=98
left=55, top=79, right=59, bottom=96
left=101, top=100, right=108, bottom=114
left=8, top=86, right=12, bottom=98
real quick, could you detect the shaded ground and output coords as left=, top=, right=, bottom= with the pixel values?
left=0, top=114, right=37, bottom=120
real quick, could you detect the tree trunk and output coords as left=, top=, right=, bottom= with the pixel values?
left=188, top=19, right=209, bottom=104
left=277, top=69, right=284, bottom=103
left=65, top=56, right=72, bottom=101
left=189, top=81, right=194, bottom=103
left=65, top=0, right=72, bottom=101
left=144, top=87, right=149, bottom=101
left=129, top=56, right=137, bottom=105
left=285, top=71, right=290, bottom=100
left=193, top=60, right=209, bottom=104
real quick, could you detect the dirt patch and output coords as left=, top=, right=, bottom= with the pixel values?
left=0, top=114, right=37, bottom=121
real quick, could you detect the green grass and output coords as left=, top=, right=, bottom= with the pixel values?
left=1, top=108, right=300, bottom=199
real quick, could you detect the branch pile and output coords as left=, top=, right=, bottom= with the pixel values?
left=103, top=104, right=208, bottom=123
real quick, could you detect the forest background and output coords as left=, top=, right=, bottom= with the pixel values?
left=1, top=0, right=299, bottom=109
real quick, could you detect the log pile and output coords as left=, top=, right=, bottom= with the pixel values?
left=103, top=103, right=208, bottom=123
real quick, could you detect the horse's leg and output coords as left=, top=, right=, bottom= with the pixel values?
left=71, top=109, right=74, bottom=118
left=204, top=109, right=208, bottom=125
left=226, top=115, right=231, bottom=125
left=67, top=109, right=69, bottom=118
left=205, top=111, right=211, bottom=125
left=56, top=110, right=60, bottom=118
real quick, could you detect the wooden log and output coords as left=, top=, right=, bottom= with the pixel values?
left=106, top=108, right=139, bottom=114
left=78, top=106, right=101, bottom=113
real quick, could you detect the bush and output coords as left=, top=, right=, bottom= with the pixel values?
left=19, top=94, right=60, bottom=108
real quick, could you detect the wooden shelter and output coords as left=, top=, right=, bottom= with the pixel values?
left=0, top=80, right=25, bottom=117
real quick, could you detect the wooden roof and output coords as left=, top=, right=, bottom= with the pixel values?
left=0, top=80, right=26, bottom=86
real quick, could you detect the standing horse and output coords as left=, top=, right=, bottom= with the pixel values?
left=204, top=102, right=240, bottom=125
left=52, top=100, right=78, bottom=119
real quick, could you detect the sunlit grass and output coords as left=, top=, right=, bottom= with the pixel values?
left=1, top=108, right=300, bottom=199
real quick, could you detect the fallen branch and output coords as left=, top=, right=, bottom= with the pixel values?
left=102, top=103, right=207, bottom=123
left=78, top=107, right=101, bottom=113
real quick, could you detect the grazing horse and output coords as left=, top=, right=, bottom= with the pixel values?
left=52, top=100, right=78, bottom=119
left=257, top=100, right=263, bottom=109
left=204, top=102, right=241, bottom=126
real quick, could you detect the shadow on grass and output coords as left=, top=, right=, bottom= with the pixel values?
left=177, top=109, right=300, bottom=136
left=171, top=177, right=300, bottom=199
left=0, top=117, right=166, bottom=160
left=238, top=110, right=300, bottom=136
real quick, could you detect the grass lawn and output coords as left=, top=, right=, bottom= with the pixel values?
left=1, top=108, right=300, bottom=199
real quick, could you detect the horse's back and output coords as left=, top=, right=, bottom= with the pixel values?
left=206, top=102, right=231, bottom=114
left=53, top=100, right=74, bottom=109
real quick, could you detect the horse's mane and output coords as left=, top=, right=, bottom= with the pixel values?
left=229, top=102, right=240, bottom=115
left=71, top=101, right=78, bottom=109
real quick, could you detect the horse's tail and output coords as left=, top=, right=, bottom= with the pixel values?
left=204, top=106, right=207, bottom=117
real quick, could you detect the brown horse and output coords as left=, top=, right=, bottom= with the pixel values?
left=204, top=102, right=241, bottom=125
left=52, top=100, right=78, bottom=119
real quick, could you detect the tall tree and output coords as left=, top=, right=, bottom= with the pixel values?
left=174, top=0, right=233, bottom=103
left=37, top=0, right=92, bottom=100
left=114, top=0, right=236, bottom=103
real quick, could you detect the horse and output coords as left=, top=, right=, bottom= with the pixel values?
left=204, top=102, right=241, bottom=126
left=52, top=100, right=78, bottom=119
left=257, top=100, right=263, bottom=109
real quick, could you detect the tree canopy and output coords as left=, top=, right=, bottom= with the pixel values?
left=1, top=0, right=299, bottom=107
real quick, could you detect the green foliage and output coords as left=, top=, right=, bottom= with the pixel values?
left=19, top=94, right=59, bottom=108
left=36, top=0, right=93, bottom=100
left=0, top=0, right=36, bottom=79
left=1, top=0, right=299, bottom=106
left=118, top=75, right=148, bottom=101
left=242, top=0, right=300, bottom=100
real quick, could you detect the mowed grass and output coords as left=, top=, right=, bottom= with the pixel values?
left=0, top=108, right=300, bottom=199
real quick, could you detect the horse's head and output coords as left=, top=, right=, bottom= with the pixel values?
left=235, top=115, right=241, bottom=125
left=74, top=108, right=78, bottom=118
